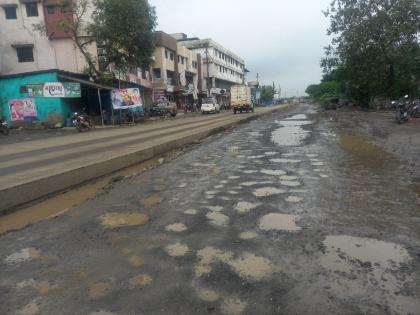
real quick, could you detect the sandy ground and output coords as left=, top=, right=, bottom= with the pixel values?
left=0, top=104, right=419, bottom=315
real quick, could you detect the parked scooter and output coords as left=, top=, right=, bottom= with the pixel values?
left=393, top=95, right=410, bottom=124
left=0, top=117, right=9, bottom=136
left=72, top=112, right=93, bottom=132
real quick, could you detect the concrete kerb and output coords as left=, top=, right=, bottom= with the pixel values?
left=0, top=104, right=294, bottom=214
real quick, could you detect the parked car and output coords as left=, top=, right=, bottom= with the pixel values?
left=149, top=102, right=177, bottom=117
left=201, top=97, right=220, bottom=114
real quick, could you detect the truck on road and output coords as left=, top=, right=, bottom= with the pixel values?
left=231, top=85, right=254, bottom=114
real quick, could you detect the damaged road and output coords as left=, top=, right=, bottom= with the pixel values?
left=1, top=104, right=419, bottom=315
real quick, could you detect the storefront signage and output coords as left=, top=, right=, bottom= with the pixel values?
left=111, top=88, right=143, bottom=109
left=153, top=90, right=166, bottom=102
left=27, top=82, right=81, bottom=98
left=8, top=99, right=37, bottom=121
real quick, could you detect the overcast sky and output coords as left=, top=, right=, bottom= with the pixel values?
left=148, top=0, right=332, bottom=97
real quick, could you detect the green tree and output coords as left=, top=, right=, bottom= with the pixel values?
left=91, top=0, right=156, bottom=75
left=322, top=0, right=420, bottom=105
left=260, top=85, right=275, bottom=101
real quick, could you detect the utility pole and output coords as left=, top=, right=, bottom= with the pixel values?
left=205, top=43, right=211, bottom=97
left=256, top=73, right=259, bottom=86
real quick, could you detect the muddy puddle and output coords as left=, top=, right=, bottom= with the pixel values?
left=165, top=242, right=190, bottom=257
left=165, top=223, right=188, bottom=232
left=0, top=152, right=179, bottom=234
left=222, top=296, right=247, bottom=315
left=98, top=212, right=149, bottom=228
left=206, top=211, right=229, bottom=227
left=339, top=134, right=399, bottom=171
left=320, top=235, right=420, bottom=314
left=271, top=115, right=314, bottom=147
left=195, top=246, right=276, bottom=281
left=259, top=213, right=301, bottom=232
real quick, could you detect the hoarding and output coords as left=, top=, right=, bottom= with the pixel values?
left=8, top=99, right=37, bottom=121
left=27, top=82, right=81, bottom=98
left=111, top=88, right=143, bottom=109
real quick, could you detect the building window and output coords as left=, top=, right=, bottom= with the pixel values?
left=170, top=52, right=174, bottom=61
left=16, top=46, right=34, bottom=63
left=153, top=68, right=161, bottom=79
left=46, top=6, right=55, bottom=14
left=165, top=50, right=168, bottom=59
left=4, top=6, right=17, bottom=19
left=25, top=2, right=38, bottom=17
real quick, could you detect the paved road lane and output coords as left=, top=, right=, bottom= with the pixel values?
left=1, top=104, right=419, bottom=315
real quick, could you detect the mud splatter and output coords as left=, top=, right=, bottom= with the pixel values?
left=165, top=223, right=187, bottom=232
left=128, top=274, right=152, bottom=287
left=239, top=231, right=258, bottom=240
left=270, top=158, right=302, bottom=163
left=88, top=311, right=117, bottom=315
left=141, top=196, right=162, bottom=207
left=285, top=196, right=303, bottom=203
left=253, top=187, right=286, bottom=197
left=235, top=202, right=260, bottom=214
left=195, top=247, right=276, bottom=281
left=241, top=181, right=273, bottom=187
left=16, top=279, right=58, bottom=295
left=280, top=180, right=302, bottom=187
left=184, top=209, right=198, bottom=215
left=89, top=282, right=111, bottom=299
left=259, top=213, right=301, bottom=232
left=248, top=155, right=265, bottom=159
left=228, top=176, right=240, bottom=180
left=242, top=170, right=258, bottom=174
left=98, top=213, right=149, bottom=228
left=205, top=206, right=223, bottom=212
left=127, top=254, right=144, bottom=268
left=206, top=212, right=229, bottom=227
left=221, top=296, right=247, bottom=315
left=16, top=298, right=41, bottom=315
left=311, top=162, right=324, bottom=166
left=260, top=169, right=286, bottom=176
left=264, top=152, right=277, bottom=156
left=5, top=248, right=41, bottom=265
left=196, top=288, right=220, bottom=302
left=280, top=175, right=299, bottom=181
left=165, top=242, right=189, bottom=257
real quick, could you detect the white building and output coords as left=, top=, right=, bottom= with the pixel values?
left=0, top=0, right=97, bottom=76
left=175, top=34, right=247, bottom=102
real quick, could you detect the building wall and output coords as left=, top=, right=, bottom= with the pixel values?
left=0, top=71, right=70, bottom=124
left=180, top=39, right=246, bottom=93
left=0, top=0, right=97, bottom=75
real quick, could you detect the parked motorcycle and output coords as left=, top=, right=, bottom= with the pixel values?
left=72, top=112, right=93, bottom=132
left=0, top=117, right=9, bottom=136
left=393, top=95, right=410, bottom=124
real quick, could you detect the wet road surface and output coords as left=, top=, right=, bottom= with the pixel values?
left=1, top=104, right=420, bottom=315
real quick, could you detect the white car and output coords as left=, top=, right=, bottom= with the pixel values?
left=201, top=97, right=220, bottom=114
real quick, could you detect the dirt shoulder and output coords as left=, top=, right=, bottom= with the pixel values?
left=328, top=109, right=420, bottom=179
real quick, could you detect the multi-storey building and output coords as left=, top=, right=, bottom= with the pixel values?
left=0, top=0, right=97, bottom=75
left=0, top=0, right=154, bottom=124
left=152, top=31, right=200, bottom=107
left=174, top=33, right=247, bottom=106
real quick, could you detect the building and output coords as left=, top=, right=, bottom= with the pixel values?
left=152, top=31, right=200, bottom=108
left=175, top=33, right=247, bottom=106
left=0, top=0, right=97, bottom=76
left=0, top=0, right=154, bottom=124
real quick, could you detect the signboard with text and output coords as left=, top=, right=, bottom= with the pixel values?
left=27, top=82, right=81, bottom=98
left=111, top=88, right=143, bottom=109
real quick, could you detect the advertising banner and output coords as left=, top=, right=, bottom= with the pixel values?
left=111, top=88, right=143, bottom=109
left=8, top=99, right=37, bottom=121
left=28, top=82, right=81, bottom=98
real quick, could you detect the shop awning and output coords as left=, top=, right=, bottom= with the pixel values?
left=58, top=74, right=114, bottom=90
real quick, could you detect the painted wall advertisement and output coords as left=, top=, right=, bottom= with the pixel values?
left=27, top=82, right=81, bottom=98
left=111, top=88, right=143, bottom=109
left=8, top=99, right=37, bottom=121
